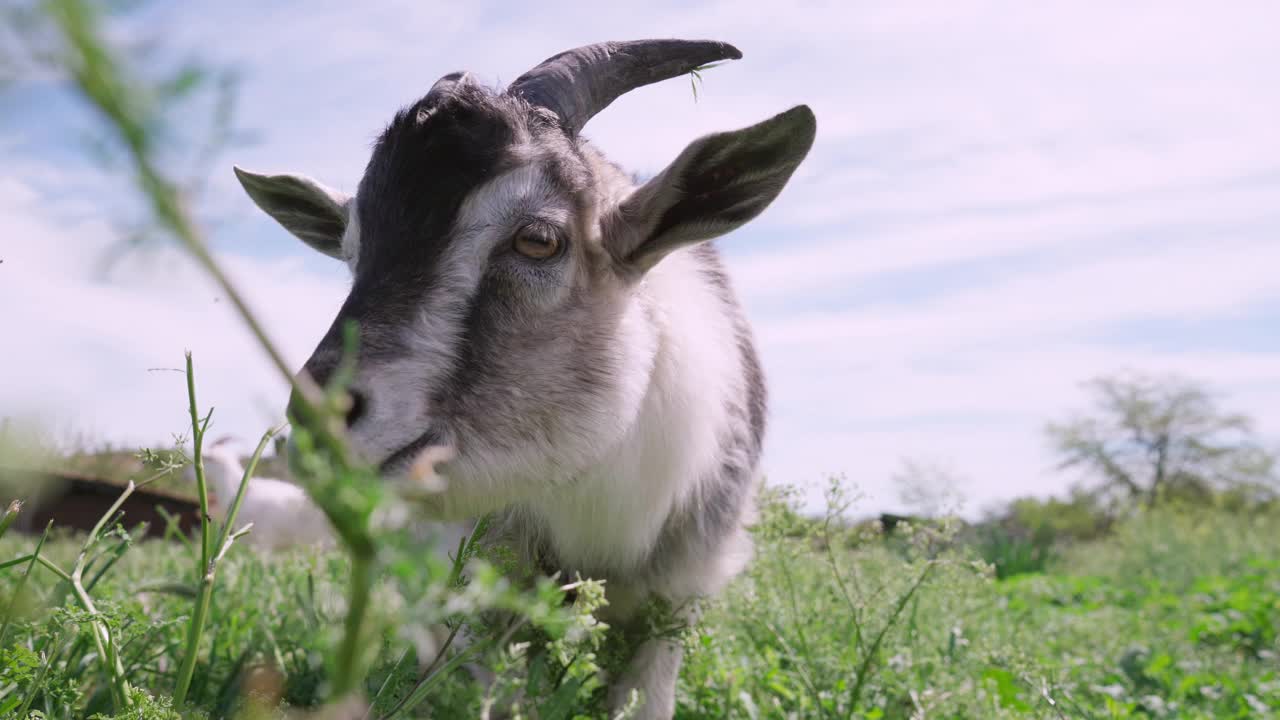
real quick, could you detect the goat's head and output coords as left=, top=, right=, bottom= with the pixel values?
left=234, top=40, right=815, bottom=505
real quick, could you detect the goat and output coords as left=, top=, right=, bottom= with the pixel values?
left=189, top=436, right=336, bottom=551
left=233, top=39, right=815, bottom=718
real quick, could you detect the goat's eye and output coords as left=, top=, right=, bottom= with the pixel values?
left=512, top=226, right=562, bottom=260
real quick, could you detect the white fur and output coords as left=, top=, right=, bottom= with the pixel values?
left=523, top=246, right=745, bottom=577
left=607, top=637, right=683, bottom=719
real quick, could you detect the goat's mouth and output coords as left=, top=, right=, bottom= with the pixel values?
left=378, top=425, right=447, bottom=475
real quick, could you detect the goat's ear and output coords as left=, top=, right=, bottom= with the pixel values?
left=233, top=166, right=349, bottom=259
left=602, top=105, right=815, bottom=274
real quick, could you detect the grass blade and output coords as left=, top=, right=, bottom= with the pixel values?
left=173, top=413, right=282, bottom=707
left=0, top=520, right=52, bottom=647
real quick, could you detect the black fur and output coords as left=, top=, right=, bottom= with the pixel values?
left=301, top=84, right=521, bottom=385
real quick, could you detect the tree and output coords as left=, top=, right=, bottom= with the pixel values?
left=1046, top=371, right=1277, bottom=508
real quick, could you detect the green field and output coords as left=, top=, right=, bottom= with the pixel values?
left=2, top=486, right=1277, bottom=719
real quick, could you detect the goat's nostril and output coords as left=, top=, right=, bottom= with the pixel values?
left=345, top=390, right=368, bottom=428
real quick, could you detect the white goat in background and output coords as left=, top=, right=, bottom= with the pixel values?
left=189, top=435, right=336, bottom=551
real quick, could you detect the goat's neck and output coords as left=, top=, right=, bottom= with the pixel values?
left=524, top=245, right=745, bottom=573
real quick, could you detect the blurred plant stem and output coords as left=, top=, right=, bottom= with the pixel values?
left=36, top=0, right=380, bottom=706
left=41, top=0, right=322, bottom=411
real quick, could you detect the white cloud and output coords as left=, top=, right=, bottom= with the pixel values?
left=731, top=182, right=1280, bottom=300
left=0, top=178, right=348, bottom=448
left=757, top=235, right=1280, bottom=351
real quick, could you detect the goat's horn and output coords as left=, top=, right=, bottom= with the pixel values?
left=506, top=39, right=742, bottom=135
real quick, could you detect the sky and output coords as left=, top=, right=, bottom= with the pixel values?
left=2, top=1, right=1279, bottom=516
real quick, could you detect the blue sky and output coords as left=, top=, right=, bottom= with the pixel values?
left=2, top=1, right=1279, bottom=515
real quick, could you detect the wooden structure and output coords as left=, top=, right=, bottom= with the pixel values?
left=0, top=466, right=202, bottom=539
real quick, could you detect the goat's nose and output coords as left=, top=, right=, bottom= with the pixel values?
left=287, top=386, right=368, bottom=429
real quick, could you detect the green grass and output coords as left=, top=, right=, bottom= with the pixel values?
left=2, top=488, right=1277, bottom=719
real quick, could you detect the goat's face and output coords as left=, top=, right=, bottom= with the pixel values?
left=234, top=41, right=815, bottom=508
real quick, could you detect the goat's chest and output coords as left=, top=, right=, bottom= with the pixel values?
left=521, top=455, right=683, bottom=576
